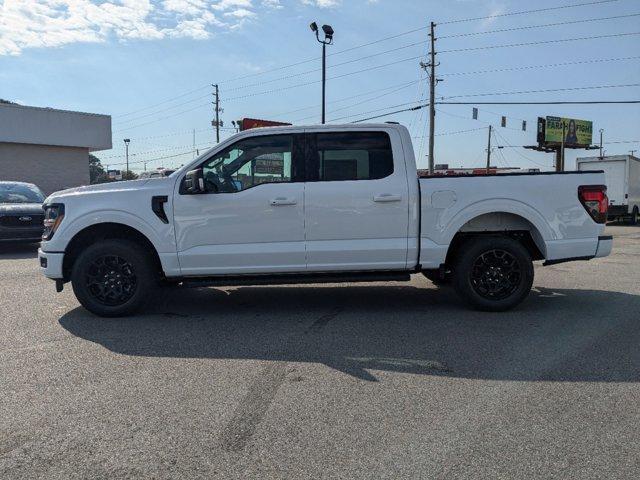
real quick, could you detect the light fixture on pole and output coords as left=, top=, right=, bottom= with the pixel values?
left=310, top=22, right=334, bottom=124
left=123, top=138, right=130, bottom=179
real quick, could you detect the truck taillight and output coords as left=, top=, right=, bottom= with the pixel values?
left=578, top=185, right=608, bottom=224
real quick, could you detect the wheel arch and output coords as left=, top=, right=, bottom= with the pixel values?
left=62, top=222, right=164, bottom=281
left=444, top=209, right=549, bottom=266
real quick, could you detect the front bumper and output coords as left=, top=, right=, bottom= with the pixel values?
left=38, top=248, right=65, bottom=279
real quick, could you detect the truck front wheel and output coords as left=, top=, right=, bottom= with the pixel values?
left=630, top=207, right=639, bottom=225
left=453, top=236, right=534, bottom=312
left=71, top=239, right=156, bottom=317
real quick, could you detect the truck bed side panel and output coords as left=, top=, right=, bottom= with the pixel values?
left=418, top=172, right=607, bottom=268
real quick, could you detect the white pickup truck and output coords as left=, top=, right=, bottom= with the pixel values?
left=39, top=123, right=612, bottom=316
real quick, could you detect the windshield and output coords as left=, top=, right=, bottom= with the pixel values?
left=0, top=183, right=45, bottom=204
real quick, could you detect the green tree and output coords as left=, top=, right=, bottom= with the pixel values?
left=89, top=154, right=110, bottom=184
left=122, top=170, right=138, bottom=180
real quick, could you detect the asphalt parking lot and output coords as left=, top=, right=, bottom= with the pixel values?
left=1, top=225, right=639, bottom=479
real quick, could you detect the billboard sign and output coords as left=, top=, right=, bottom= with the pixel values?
left=543, top=116, right=593, bottom=147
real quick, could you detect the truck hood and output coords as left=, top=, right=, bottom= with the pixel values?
left=0, top=202, right=44, bottom=215
left=45, top=179, right=157, bottom=203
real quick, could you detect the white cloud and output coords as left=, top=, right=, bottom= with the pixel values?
left=301, top=0, right=341, bottom=7
left=224, top=8, right=256, bottom=18
left=479, top=3, right=505, bottom=29
left=212, top=0, right=253, bottom=10
left=0, top=0, right=261, bottom=56
left=262, top=0, right=282, bottom=8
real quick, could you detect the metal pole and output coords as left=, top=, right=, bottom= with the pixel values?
left=322, top=42, right=326, bottom=124
left=428, top=21, right=436, bottom=175
left=560, top=121, right=566, bottom=171
left=486, top=125, right=492, bottom=173
left=125, top=142, right=129, bottom=176
left=214, top=84, right=220, bottom=143
left=599, top=129, right=604, bottom=157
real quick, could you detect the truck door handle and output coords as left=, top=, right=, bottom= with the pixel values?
left=270, top=197, right=297, bottom=206
left=373, top=193, right=402, bottom=203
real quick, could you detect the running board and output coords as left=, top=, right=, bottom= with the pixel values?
left=181, top=271, right=411, bottom=288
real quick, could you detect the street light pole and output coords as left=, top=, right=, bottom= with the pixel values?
left=123, top=138, right=130, bottom=179
left=310, top=22, right=334, bottom=124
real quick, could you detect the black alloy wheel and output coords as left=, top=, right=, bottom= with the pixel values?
left=85, top=255, right=138, bottom=306
left=71, top=239, right=156, bottom=317
left=470, top=249, right=521, bottom=301
left=453, top=236, right=534, bottom=312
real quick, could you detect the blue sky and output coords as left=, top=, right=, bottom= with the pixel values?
left=1, top=0, right=639, bottom=172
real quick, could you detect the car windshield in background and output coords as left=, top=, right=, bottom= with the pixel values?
left=0, top=183, right=45, bottom=204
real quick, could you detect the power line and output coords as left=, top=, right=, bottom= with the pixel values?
left=107, top=1, right=623, bottom=121
left=439, top=0, right=620, bottom=25
left=113, top=102, right=211, bottom=133
left=351, top=105, right=425, bottom=123
left=114, top=85, right=210, bottom=119
left=442, top=83, right=640, bottom=100
left=493, top=128, right=551, bottom=169
left=440, top=56, right=640, bottom=77
left=269, top=80, right=421, bottom=119
left=113, top=93, right=211, bottom=126
left=439, top=32, right=640, bottom=54
left=439, top=13, right=640, bottom=38
left=438, top=100, right=640, bottom=105
left=292, top=80, right=421, bottom=122
left=331, top=101, right=424, bottom=123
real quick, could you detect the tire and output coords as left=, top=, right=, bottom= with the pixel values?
left=453, top=236, right=534, bottom=312
left=71, top=239, right=156, bottom=317
left=630, top=207, right=639, bottom=226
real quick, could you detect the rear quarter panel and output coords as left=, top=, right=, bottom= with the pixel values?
left=418, top=172, right=606, bottom=268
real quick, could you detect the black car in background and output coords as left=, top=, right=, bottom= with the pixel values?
left=0, top=182, right=46, bottom=243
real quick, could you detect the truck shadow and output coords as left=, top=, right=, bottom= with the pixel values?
left=0, top=242, right=39, bottom=259
left=59, top=284, right=640, bottom=383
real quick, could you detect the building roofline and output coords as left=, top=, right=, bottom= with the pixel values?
left=0, top=102, right=110, bottom=119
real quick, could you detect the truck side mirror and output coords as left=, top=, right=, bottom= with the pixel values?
left=183, top=168, right=205, bottom=194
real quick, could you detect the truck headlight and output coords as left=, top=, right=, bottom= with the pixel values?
left=42, top=203, right=65, bottom=240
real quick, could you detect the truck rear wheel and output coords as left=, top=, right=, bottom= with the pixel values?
left=453, top=236, right=533, bottom=312
left=71, top=239, right=156, bottom=317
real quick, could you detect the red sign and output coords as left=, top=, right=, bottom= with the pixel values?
left=240, top=118, right=291, bottom=131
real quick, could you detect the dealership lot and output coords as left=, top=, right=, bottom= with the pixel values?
left=1, top=225, right=639, bottom=479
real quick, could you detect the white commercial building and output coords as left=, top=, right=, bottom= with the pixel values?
left=0, top=103, right=111, bottom=194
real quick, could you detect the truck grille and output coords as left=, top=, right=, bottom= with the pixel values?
left=0, top=214, right=44, bottom=227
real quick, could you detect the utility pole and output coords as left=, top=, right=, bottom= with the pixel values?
left=486, top=125, right=492, bottom=173
left=427, top=22, right=437, bottom=175
left=631, top=150, right=637, bottom=157
left=192, top=129, right=196, bottom=159
left=213, top=84, right=221, bottom=143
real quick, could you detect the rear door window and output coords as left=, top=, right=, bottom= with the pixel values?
left=308, top=131, right=394, bottom=182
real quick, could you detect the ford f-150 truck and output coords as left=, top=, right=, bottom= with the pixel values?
left=38, top=124, right=612, bottom=316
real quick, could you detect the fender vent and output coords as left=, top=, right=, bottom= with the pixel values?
left=151, top=196, right=169, bottom=224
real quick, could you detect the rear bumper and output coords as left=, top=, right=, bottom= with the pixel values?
left=595, top=235, right=613, bottom=258
left=38, top=249, right=65, bottom=279
left=543, top=235, right=612, bottom=266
